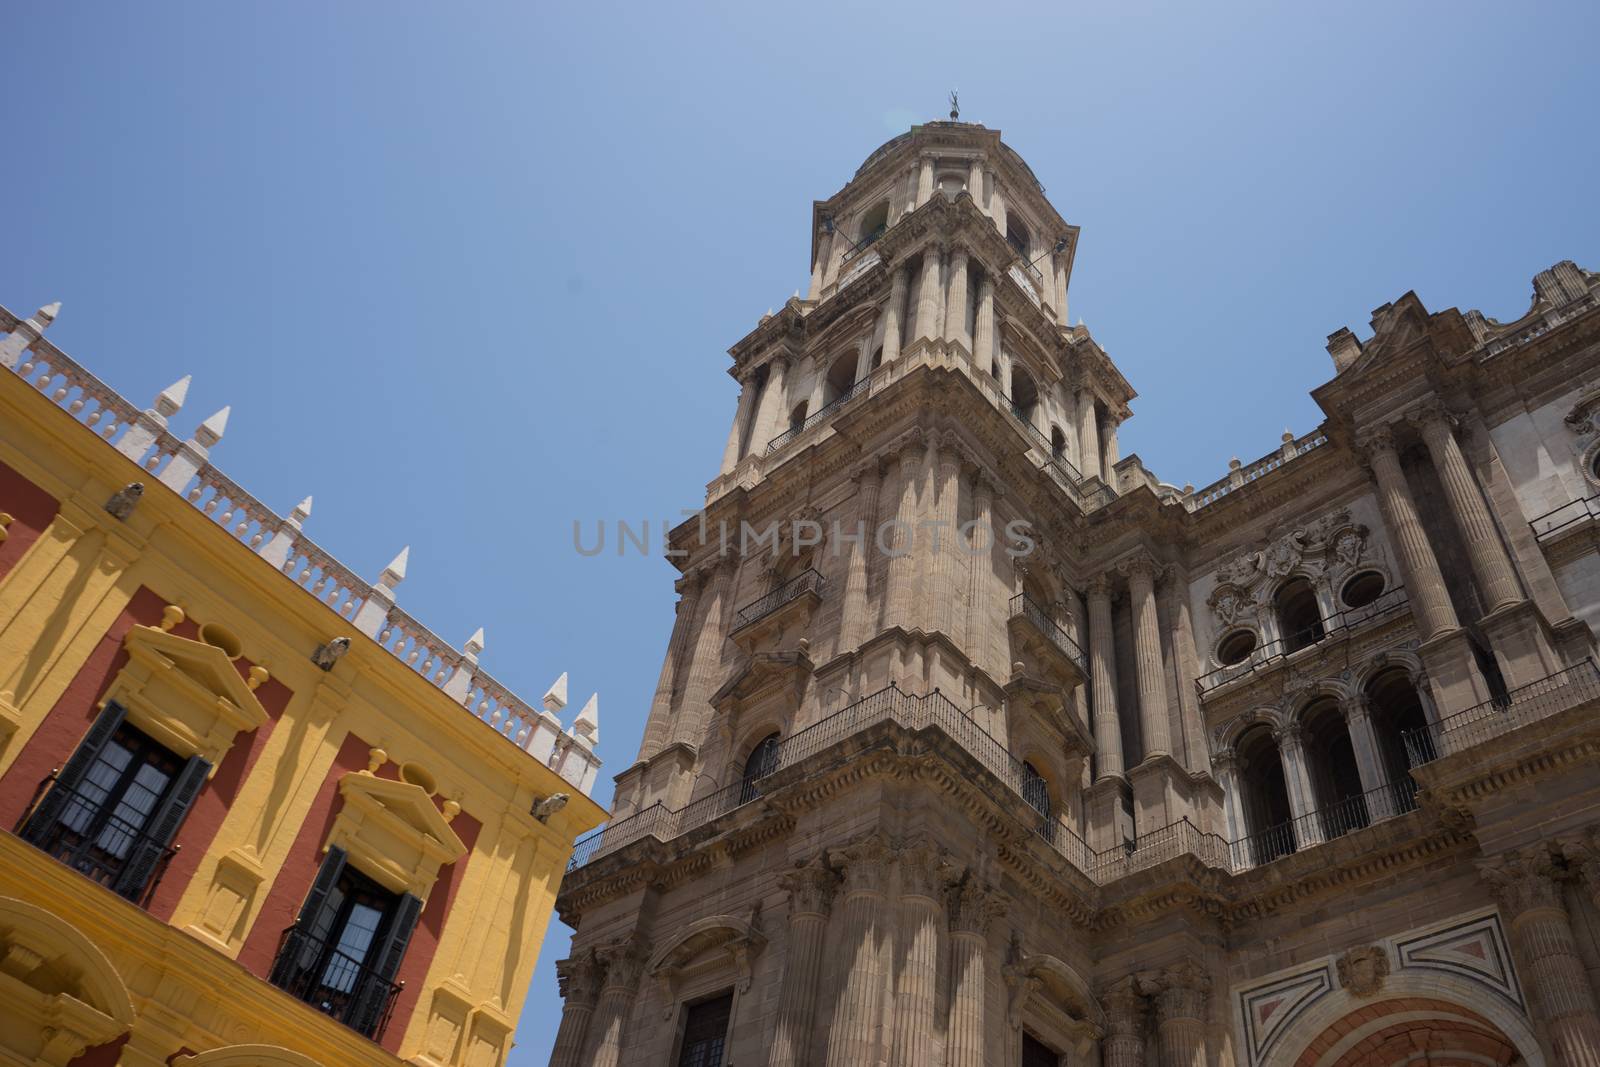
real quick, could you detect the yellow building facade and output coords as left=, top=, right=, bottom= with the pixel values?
left=0, top=302, right=606, bottom=1067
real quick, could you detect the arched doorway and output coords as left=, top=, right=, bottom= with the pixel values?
left=1011, top=366, right=1040, bottom=429
left=1299, top=697, right=1367, bottom=838
left=823, top=353, right=857, bottom=406
left=1366, top=667, right=1429, bottom=808
left=1287, top=995, right=1532, bottom=1067
left=740, top=733, right=780, bottom=804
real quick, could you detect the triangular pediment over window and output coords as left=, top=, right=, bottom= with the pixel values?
left=109, top=625, right=269, bottom=771
left=331, top=772, right=468, bottom=899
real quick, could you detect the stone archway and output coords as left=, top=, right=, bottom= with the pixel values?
left=1291, top=996, right=1524, bottom=1066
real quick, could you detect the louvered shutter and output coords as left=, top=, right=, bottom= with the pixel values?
left=270, top=845, right=348, bottom=987
left=21, top=702, right=128, bottom=846
left=349, top=891, right=422, bottom=1038
left=112, top=752, right=210, bottom=902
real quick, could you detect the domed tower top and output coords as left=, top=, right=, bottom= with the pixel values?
left=807, top=121, right=1080, bottom=315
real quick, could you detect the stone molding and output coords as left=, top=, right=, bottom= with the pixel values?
left=947, top=875, right=1006, bottom=935
left=779, top=855, right=839, bottom=918
left=594, top=935, right=650, bottom=993
left=555, top=949, right=603, bottom=1008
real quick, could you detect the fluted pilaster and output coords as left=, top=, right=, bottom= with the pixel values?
left=637, top=577, right=702, bottom=761
left=973, top=274, right=995, bottom=374
left=946, top=878, right=1003, bottom=1067
left=549, top=950, right=602, bottom=1067
left=1077, top=386, right=1102, bottom=482
left=749, top=356, right=791, bottom=457
left=1119, top=555, right=1172, bottom=760
left=1087, top=575, right=1125, bottom=778
left=842, top=461, right=883, bottom=653
left=1144, top=961, right=1209, bottom=1067
left=882, top=263, right=910, bottom=364
left=890, top=844, right=948, bottom=1067
left=1358, top=425, right=1459, bottom=639
left=929, top=436, right=963, bottom=637
left=770, top=857, right=839, bottom=1067
left=582, top=937, right=649, bottom=1067
left=915, top=249, right=943, bottom=343
left=1413, top=403, right=1522, bottom=611
left=1480, top=848, right=1600, bottom=1067
left=825, top=835, right=893, bottom=1067
left=944, top=248, right=970, bottom=351
left=721, top=377, right=759, bottom=473
left=965, top=472, right=996, bottom=674
left=1100, top=976, right=1147, bottom=1067
left=670, top=561, right=732, bottom=753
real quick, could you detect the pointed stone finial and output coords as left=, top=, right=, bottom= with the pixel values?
left=291, top=496, right=313, bottom=523
left=542, top=672, right=569, bottom=713
left=379, top=546, right=409, bottom=589
left=464, top=627, right=485, bottom=657
left=155, top=375, right=191, bottom=418
left=37, top=302, right=61, bottom=325
left=1228, top=457, right=1242, bottom=470
left=1282, top=429, right=1294, bottom=443
left=573, top=693, right=599, bottom=743
left=194, top=405, right=231, bottom=449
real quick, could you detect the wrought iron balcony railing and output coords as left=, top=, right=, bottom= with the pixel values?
left=1226, top=778, right=1420, bottom=871
left=13, top=775, right=180, bottom=908
left=735, top=568, right=826, bottom=628
left=269, top=923, right=403, bottom=1041
left=1196, top=587, right=1411, bottom=694
left=1009, top=592, right=1088, bottom=675
left=766, top=373, right=874, bottom=455
left=1529, top=493, right=1600, bottom=542
left=1402, top=660, right=1600, bottom=767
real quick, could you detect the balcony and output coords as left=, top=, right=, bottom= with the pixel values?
left=12, top=775, right=180, bottom=908
left=1225, top=779, right=1420, bottom=871
left=766, top=374, right=874, bottom=457
left=269, top=922, right=403, bottom=1041
left=1401, top=660, right=1600, bottom=767
left=1530, top=492, right=1600, bottom=543
left=1197, top=586, right=1411, bottom=696
left=1008, top=592, right=1088, bottom=684
left=734, top=568, right=826, bottom=629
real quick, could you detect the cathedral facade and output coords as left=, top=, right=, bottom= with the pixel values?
left=551, top=121, right=1600, bottom=1067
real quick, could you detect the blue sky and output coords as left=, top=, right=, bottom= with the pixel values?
left=4, top=2, right=1596, bottom=1061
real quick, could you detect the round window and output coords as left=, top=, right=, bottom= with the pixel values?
left=1217, top=629, right=1257, bottom=666
left=1341, top=570, right=1386, bottom=609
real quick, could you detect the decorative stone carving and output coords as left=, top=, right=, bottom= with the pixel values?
left=947, top=876, right=1005, bottom=935
left=1477, top=847, right=1565, bottom=915
left=556, top=949, right=603, bottom=1009
left=1334, top=945, right=1389, bottom=997
left=895, top=840, right=953, bottom=899
left=779, top=855, right=839, bottom=918
left=830, top=833, right=893, bottom=897
left=1208, top=508, right=1366, bottom=632
left=594, top=936, right=649, bottom=992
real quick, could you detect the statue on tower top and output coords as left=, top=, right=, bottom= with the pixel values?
left=949, top=89, right=960, bottom=120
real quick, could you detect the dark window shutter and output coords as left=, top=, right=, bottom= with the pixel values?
left=270, top=845, right=348, bottom=987
left=112, top=752, right=210, bottom=902
left=21, top=702, right=128, bottom=846
left=349, top=891, right=422, bottom=1038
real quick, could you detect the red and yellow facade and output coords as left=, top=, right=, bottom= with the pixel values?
left=0, top=334, right=604, bottom=1066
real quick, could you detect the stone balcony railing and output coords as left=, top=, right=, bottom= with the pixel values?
left=1184, top=428, right=1330, bottom=512
left=0, top=303, right=602, bottom=794
left=1402, top=659, right=1600, bottom=766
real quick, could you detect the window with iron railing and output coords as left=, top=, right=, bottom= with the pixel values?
left=16, top=703, right=207, bottom=905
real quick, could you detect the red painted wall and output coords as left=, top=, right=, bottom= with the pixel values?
left=237, top=731, right=482, bottom=1053
left=0, top=584, right=289, bottom=920
left=0, top=458, right=59, bottom=583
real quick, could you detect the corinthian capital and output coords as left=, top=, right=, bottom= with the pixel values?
left=1354, top=423, right=1398, bottom=460
left=830, top=833, right=893, bottom=897
left=779, top=855, right=839, bottom=918
left=556, top=948, right=603, bottom=1008
left=1099, top=975, right=1147, bottom=1039
left=595, top=934, right=651, bottom=992
left=1085, top=572, right=1118, bottom=601
left=895, top=839, right=954, bottom=900
left=1407, top=397, right=1456, bottom=437
left=1116, top=552, right=1162, bottom=586
left=947, top=876, right=1006, bottom=935
left=1477, top=846, right=1565, bottom=916
left=1140, top=960, right=1210, bottom=1022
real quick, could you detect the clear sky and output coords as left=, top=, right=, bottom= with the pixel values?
left=4, top=2, right=1597, bottom=1061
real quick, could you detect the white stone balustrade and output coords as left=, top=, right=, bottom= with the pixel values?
left=0, top=301, right=602, bottom=795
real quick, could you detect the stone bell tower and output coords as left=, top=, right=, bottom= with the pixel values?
left=549, top=118, right=1600, bottom=1067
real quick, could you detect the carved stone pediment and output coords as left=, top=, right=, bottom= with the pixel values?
left=108, top=625, right=269, bottom=773
left=331, top=772, right=467, bottom=899
left=646, top=910, right=767, bottom=1017
left=1003, top=951, right=1104, bottom=1057
left=709, top=650, right=813, bottom=711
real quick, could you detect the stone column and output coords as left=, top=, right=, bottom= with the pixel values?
left=947, top=878, right=1002, bottom=1067
left=852, top=334, right=874, bottom=385
left=1087, top=575, right=1125, bottom=778
left=1119, top=555, right=1172, bottom=760
left=842, top=460, right=883, bottom=653
left=965, top=472, right=996, bottom=673
left=885, top=435, right=928, bottom=635
left=916, top=156, right=935, bottom=205
left=914, top=248, right=943, bottom=343
left=1413, top=403, right=1522, bottom=611
left=1100, top=976, right=1148, bottom=1067
left=1357, top=425, right=1459, bottom=639
left=944, top=248, right=970, bottom=352
left=973, top=273, right=995, bottom=375
left=721, top=377, right=759, bottom=473
left=582, top=938, right=648, bottom=1067
left=669, top=560, right=731, bottom=755
left=748, top=356, right=792, bottom=458
left=1054, top=258, right=1070, bottom=326
left=826, top=836, right=892, bottom=1067
left=770, top=857, right=838, bottom=1067
left=809, top=231, right=833, bottom=301
left=1164, top=567, right=1207, bottom=773
left=1480, top=848, right=1600, bottom=1067
left=550, top=951, right=602, bottom=1067
left=890, top=844, right=947, bottom=1067
left=1274, top=724, right=1324, bottom=847
left=1340, top=696, right=1395, bottom=820
left=1211, top=749, right=1248, bottom=862
left=967, top=157, right=984, bottom=207
left=1144, top=962, right=1209, bottom=1067
left=636, top=576, right=702, bottom=761
left=881, top=263, right=910, bottom=365
left=929, top=436, right=963, bottom=637
left=1104, top=417, right=1121, bottom=475
left=1077, top=386, right=1102, bottom=482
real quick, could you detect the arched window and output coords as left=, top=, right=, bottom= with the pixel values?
left=1367, top=667, right=1429, bottom=792
left=740, top=733, right=781, bottom=804
left=857, top=201, right=889, bottom=246
left=1216, top=629, right=1257, bottom=667
left=1006, top=214, right=1031, bottom=258
left=1274, top=577, right=1324, bottom=653
left=788, top=401, right=809, bottom=434
left=1050, top=425, right=1068, bottom=460
left=1010, top=366, right=1040, bottom=428
left=1300, top=697, right=1367, bottom=838
left=823, top=354, right=857, bottom=406
left=1236, top=725, right=1294, bottom=865
left=871, top=345, right=883, bottom=370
